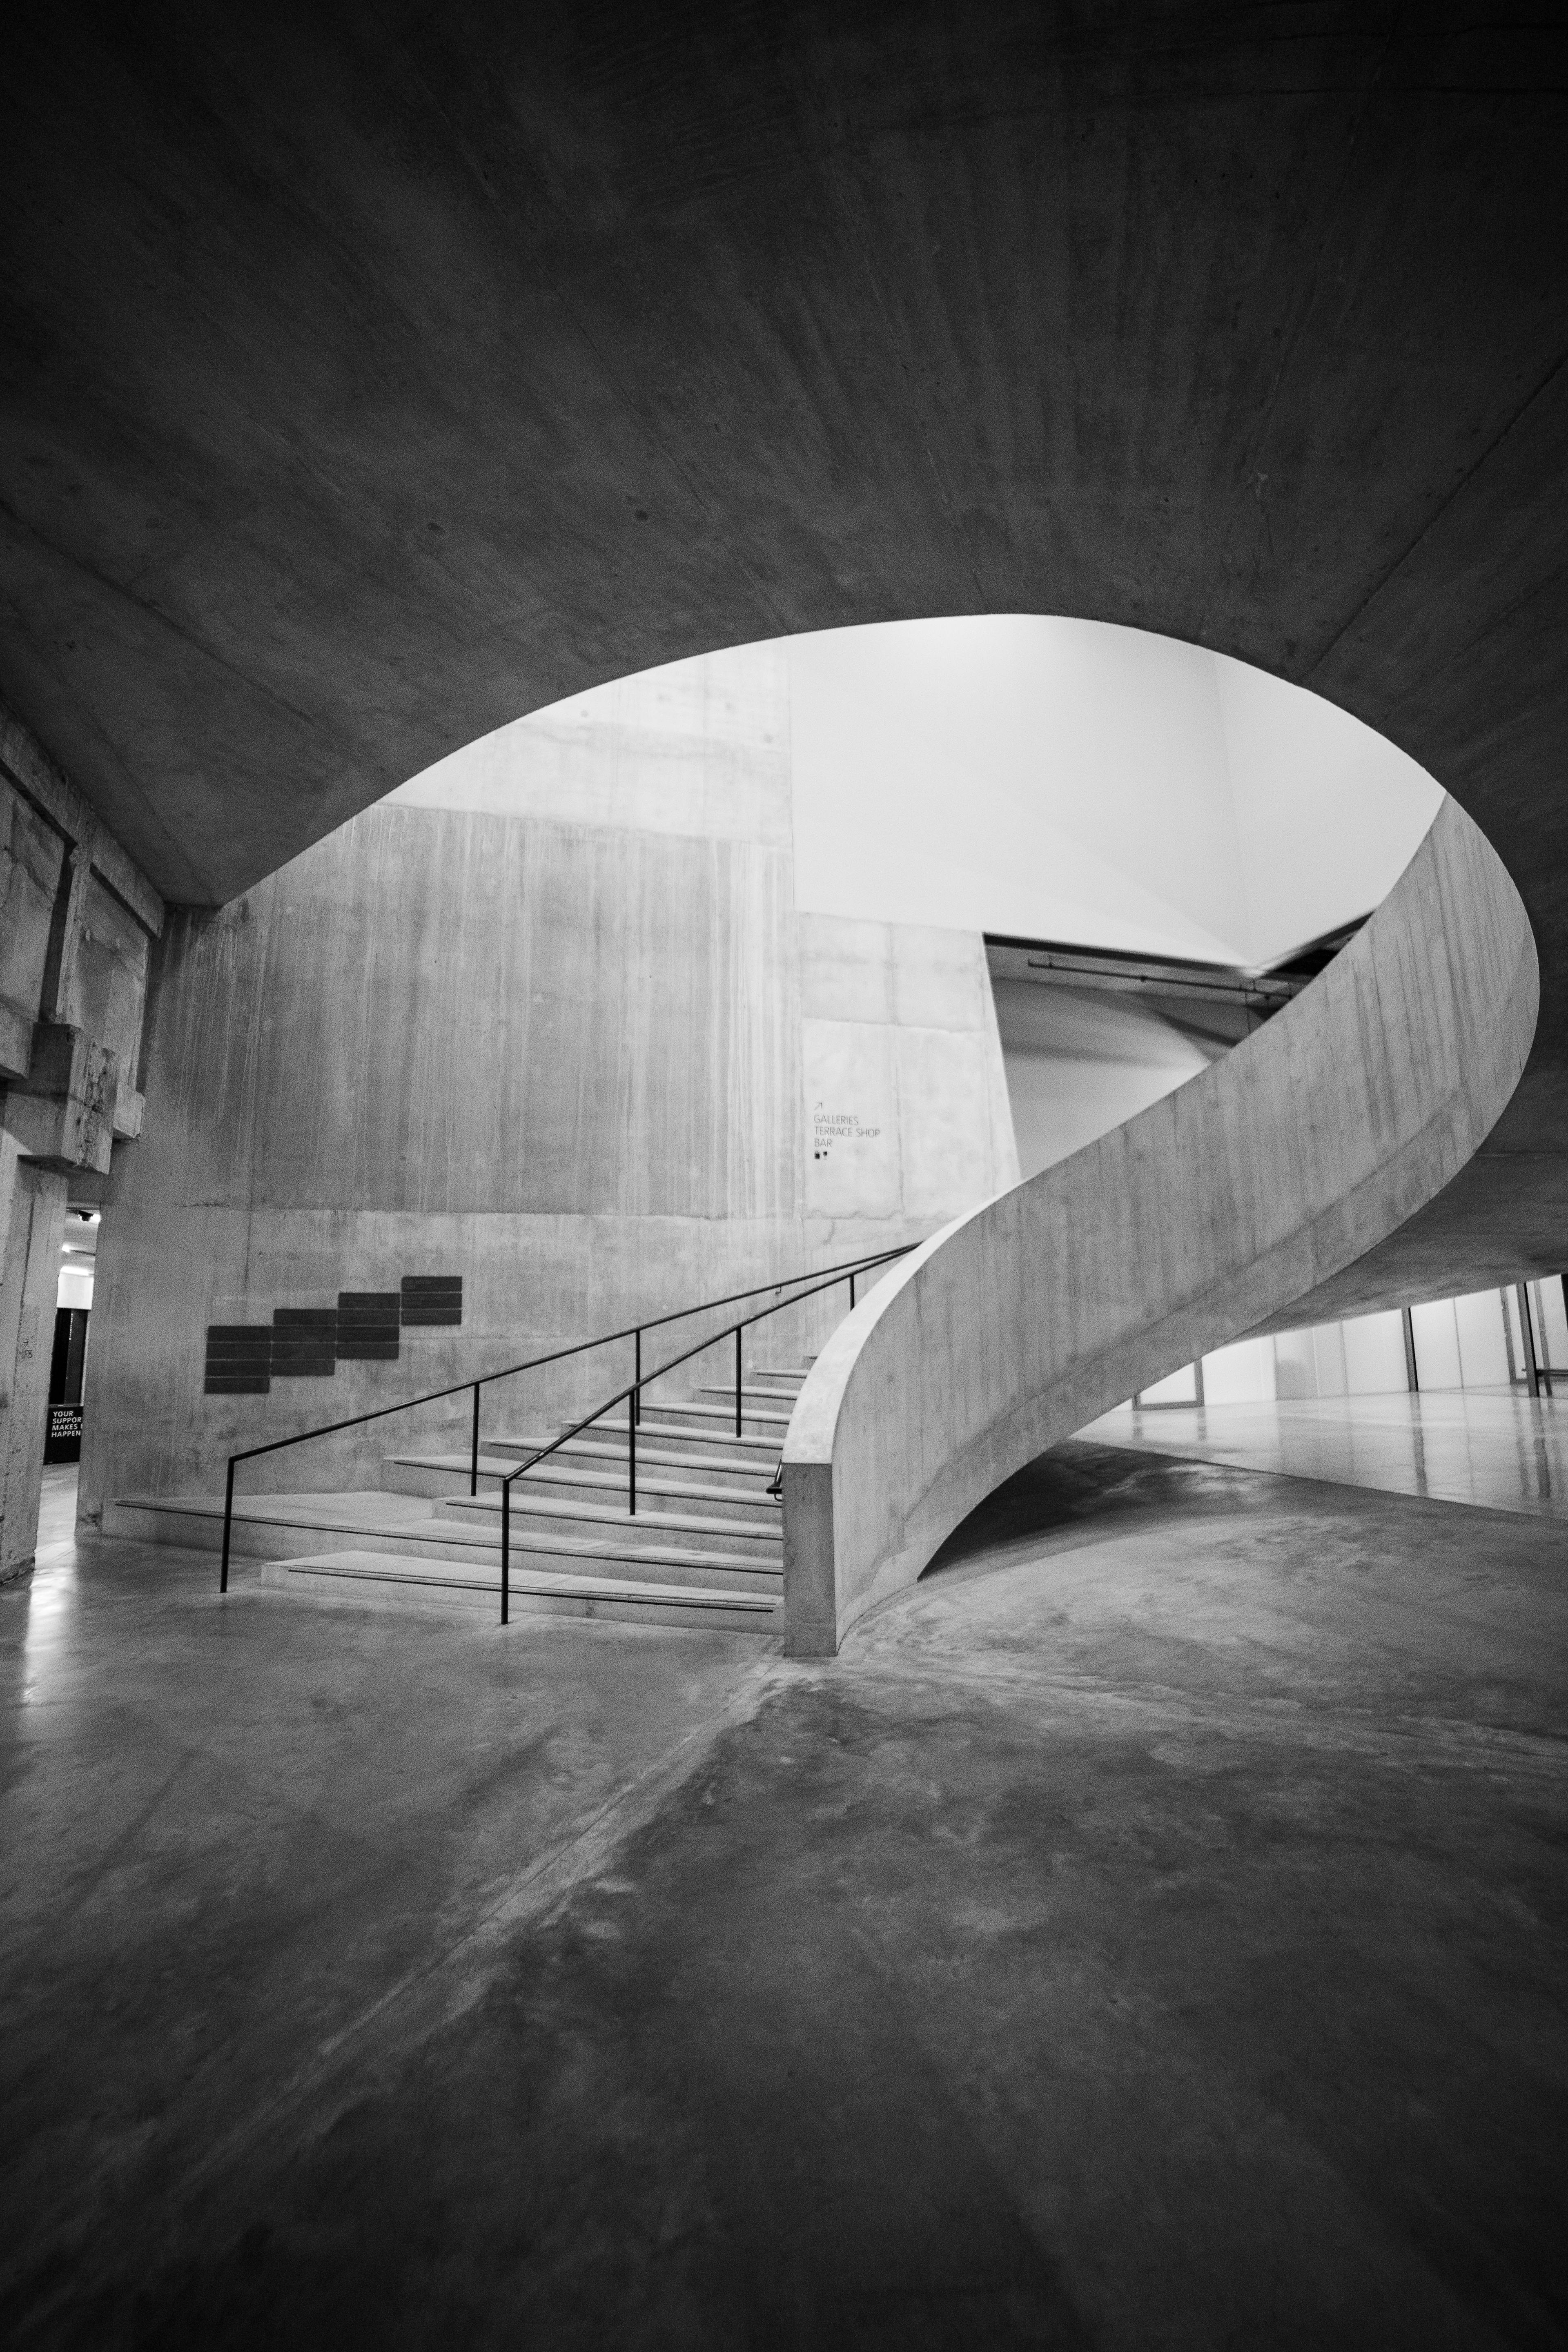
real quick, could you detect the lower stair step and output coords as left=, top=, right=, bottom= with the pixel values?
left=383, top=1451, right=780, bottom=1524
left=107, top=1494, right=781, bottom=1592
left=434, top=1489, right=782, bottom=1557
left=261, top=1551, right=780, bottom=1633
left=478, top=1433, right=777, bottom=1491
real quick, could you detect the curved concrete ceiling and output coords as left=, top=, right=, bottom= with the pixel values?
left=4, top=4, right=1566, bottom=1307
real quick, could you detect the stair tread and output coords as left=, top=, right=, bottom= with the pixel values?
left=442, top=1491, right=782, bottom=1544
left=276, top=1551, right=778, bottom=1613
left=599, top=1414, right=782, bottom=1448
left=695, top=1386, right=804, bottom=1408
left=674, top=1397, right=795, bottom=1423
left=115, top=1492, right=780, bottom=1575
left=482, top=1435, right=777, bottom=1481
left=393, top=1452, right=779, bottom=1511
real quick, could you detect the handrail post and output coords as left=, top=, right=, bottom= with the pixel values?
left=470, top=1381, right=481, bottom=1497
left=629, top=1381, right=637, bottom=1517
left=850, top=1270, right=856, bottom=1309
left=735, top=1325, right=743, bottom=1437
left=501, top=1476, right=510, bottom=1624
left=634, top=1327, right=641, bottom=1427
left=220, top=1457, right=235, bottom=1593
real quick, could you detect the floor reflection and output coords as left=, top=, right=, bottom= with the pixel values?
left=8, top=1466, right=83, bottom=1698
left=1081, top=1388, right=1568, bottom=1519
left=35, top=1463, right=81, bottom=1551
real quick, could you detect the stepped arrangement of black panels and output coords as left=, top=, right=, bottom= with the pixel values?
left=400, top=1274, right=463, bottom=1327
left=337, top=1292, right=401, bottom=1360
left=202, top=1326, right=273, bottom=1396
left=272, top=1308, right=337, bottom=1377
left=203, top=1275, right=461, bottom=1394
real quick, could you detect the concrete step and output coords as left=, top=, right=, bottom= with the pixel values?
left=594, top=1415, right=783, bottom=1460
left=695, top=1381, right=808, bottom=1410
left=384, top=1452, right=781, bottom=1525
left=261, top=1552, right=780, bottom=1634
left=435, top=1433, right=779, bottom=1492
left=628, top=1398, right=794, bottom=1437
left=434, top=1489, right=783, bottom=1559
left=107, top=1494, right=782, bottom=1594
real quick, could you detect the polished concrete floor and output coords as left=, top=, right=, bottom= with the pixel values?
left=1084, top=1387, right=1568, bottom=1521
left=3, top=1448, right=1565, bottom=2348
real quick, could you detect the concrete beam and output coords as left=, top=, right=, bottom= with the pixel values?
left=0, top=710, right=163, bottom=1155
left=7, top=1023, right=120, bottom=1176
left=0, top=701, right=162, bottom=940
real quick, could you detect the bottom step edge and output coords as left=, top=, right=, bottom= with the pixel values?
left=261, top=1550, right=780, bottom=1624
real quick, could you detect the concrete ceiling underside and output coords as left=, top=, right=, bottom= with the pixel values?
left=4, top=2, right=1567, bottom=1312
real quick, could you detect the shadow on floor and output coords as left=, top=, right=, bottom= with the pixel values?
left=922, top=1437, right=1245, bottom=1581
left=3, top=1442, right=1566, bottom=2348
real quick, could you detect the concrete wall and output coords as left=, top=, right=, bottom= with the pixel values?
left=782, top=797, right=1537, bottom=1654
left=82, top=796, right=805, bottom=1504
left=82, top=652, right=1016, bottom=1512
left=800, top=915, right=1018, bottom=1261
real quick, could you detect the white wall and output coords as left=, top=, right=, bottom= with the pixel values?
left=1126, top=1285, right=1547, bottom=1417
left=1531, top=1278, right=1568, bottom=1368
left=991, top=980, right=1218, bottom=1181
left=787, top=615, right=1249, bottom=959
left=397, top=613, right=1441, bottom=991
left=1342, top=1311, right=1409, bottom=1394
left=1214, top=654, right=1447, bottom=961
left=785, top=615, right=1442, bottom=966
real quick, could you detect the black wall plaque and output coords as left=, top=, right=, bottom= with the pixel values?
left=205, top=1325, right=272, bottom=1394
left=272, top=1306, right=337, bottom=1376
left=337, top=1290, right=400, bottom=1361
left=401, top=1274, right=462, bottom=1327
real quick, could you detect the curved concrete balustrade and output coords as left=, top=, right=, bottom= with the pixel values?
left=782, top=798, right=1537, bottom=1655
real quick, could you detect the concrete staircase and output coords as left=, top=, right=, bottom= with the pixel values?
left=107, top=1366, right=812, bottom=1634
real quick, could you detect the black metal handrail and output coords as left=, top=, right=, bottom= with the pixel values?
left=494, top=1247, right=911, bottom=1622
left=217, top=1244, right=911, bottom=1591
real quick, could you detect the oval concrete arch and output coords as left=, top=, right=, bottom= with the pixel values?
left=6, top=9, right=1566, bottom=1430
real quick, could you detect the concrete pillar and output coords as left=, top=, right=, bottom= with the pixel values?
left=0, top=1132, right=68, bottom=1578
left=0, top=699, right=164, bottom=1575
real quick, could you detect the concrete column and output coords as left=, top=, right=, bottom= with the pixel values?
left=0, top=700, right=164, bottom=1573
left=0, top=1131, right=68, bottom=1578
